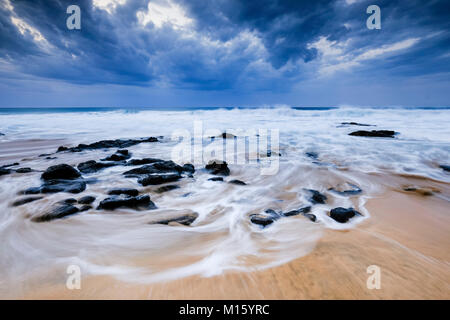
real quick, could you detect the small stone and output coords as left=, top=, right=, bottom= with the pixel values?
left=329, top=207, right=361, bottom=223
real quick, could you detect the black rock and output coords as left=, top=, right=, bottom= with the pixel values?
left=329, top=183, right=362, bottom=196
left=12, top=196, right=43, bottom=207
left=137, top=173, right=182, bottom=186
left=32, top=204, right=79, bottom=222
left=124, top=161, right=184, bottom=176
left=78, top=196, right=96, bottom=204
left=341, top=122, right=372, bottom=126
left=329, top=207, right=361, bottom=223
left=46, top=157, right=57, bottom=160
left=57, top=137, right=158, bottom=153
left=155, top=185, right=180, bottom=193
left=0, top=132, right=4, bottom=136
left=126, top=158, right=163, bottom=166
left=1, top=162, right=19, bottom=168
left=77, top=160, right=118, bottom=174
left=440, top=165, right=450, bottom=172
left=307, top=189, right=327, bottom=204
left=283, top=206, right=312, bottom=217
left=349, top=130, right=397, bottom=138
left=102, top=149, right=131, bottom=162
left=24, top=179, right=86, bottom=194
left=182, top=163, right=195, bottom=174
left=250, top=215, right=276, bottom=227
left=305, top=152, right=318, bottom=160
left=61, top=198, right=77, bottom=204
left=0, top=168, right=11, bottom=176
left=208, top=177, right=224, bottom=182
left=39, top=153, right=52, bottom=157
left=205, top=160, right=230, bottom=176
left=153, top=213, right=198, bottom=226
left=41, top=164, right=81, bottom=181
left=79, top=205, right=92, bottom=212
left=16, top=167, right=32, bottom=173
left=108, top=188, right=139, bottom=197
left=97, top=195, right=155, bottom=210
left=229, top=179, right=246, bottom=185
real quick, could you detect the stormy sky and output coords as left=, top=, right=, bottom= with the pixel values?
left=0, top=0, right=449, bottom=108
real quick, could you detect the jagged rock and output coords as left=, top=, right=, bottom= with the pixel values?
left=205, top=160, right=230, bottom=176
left=41, top=164, right=81, bottom=181
left=153, top=213, right=198, bottom=226
left=78, top=195, right=96, bottom=204
left=32, top=204, right=79, bottom=222
left=138, top=173, right=182, bottom=186
left=155, top=185, right=180, bottom=193
left=77, top=160, right=118, bottom=174
left=307, top=189, right=327, bottom=204
left=12, top=196, right=43, bottom=207
left=329, top=207, right=361, bottom=223
left=229, top=179, right=246, bottom=185
left=108, top=188, right=139, bottom=197
left=56, top=137, right=158, bottom=153
left=349, top=130, right=396, bottom=138
left=329, top=183, right=362, bottom=196
left=208, top=177, right=223, bottom=182
left=97, top=195, right=155, bottom=210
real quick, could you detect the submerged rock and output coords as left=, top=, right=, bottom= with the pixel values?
left=329, top=183, right=362, bottom=196
left=79, top=205, right=92, bottom=212
left=41, top=164, right=81, bottom=181
left=307, top=189, right=327, bottom=204
left=56, top=137, right=158, bottom=153
left=205, top=160, right=230, bottom=176
left=305, top=152, right=319, bottom=160
left=12, top=196, right=43, bottom=207
left=440, top=165, right=450, bottom=172
left=77, top=160, right=119, bottom=174
left=126, top=158, right=163, bottom=166
left=208, top=177, right=224, bottom=182
left=155, top=185, right=180, bottom=193
left=138, top=173, right=182, bottom=186
left=1, top=162, right=19, bottom=168
left=283, top=206, right=315, bottom=221
left=78, top=195, right=96, bottom=204
left=108, top=188, right=139, bottom=197
left=152, top=213, right=198, bottom=226
left=32, top=204, right=79, bottom=223
left=349, top=130, right=397, bottom=138
left=97, top=194, right=155, bottom=210
left=340, top=122, right=373, bottom=126
left=15, top=167, right=32, bottom=173
left=229, top=179, right=246, bottom=185
left=329, top=207, right=361, bottom=223
left=24, top=179, right=86, bottom=194
left=402, top=186, right=439, bottom=197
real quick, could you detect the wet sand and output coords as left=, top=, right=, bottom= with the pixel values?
left=21, top=189, right=450, bottom=300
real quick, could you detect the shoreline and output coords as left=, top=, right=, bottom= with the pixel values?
left=18, top=189, right=450, bottom=300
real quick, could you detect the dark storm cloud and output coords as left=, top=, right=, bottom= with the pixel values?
left=0, top=0, right=449, bottom=89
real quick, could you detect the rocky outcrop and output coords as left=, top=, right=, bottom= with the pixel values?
left=41, top=164, right=81, bottom=180
left=57, top=137, right=158, bottom=153
left=102, top=149, right=131, bottom=162
left=138, top=173, right=182, bottom=186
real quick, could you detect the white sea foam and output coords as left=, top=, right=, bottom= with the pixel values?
left=0, top=106, right=449, bottom=296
